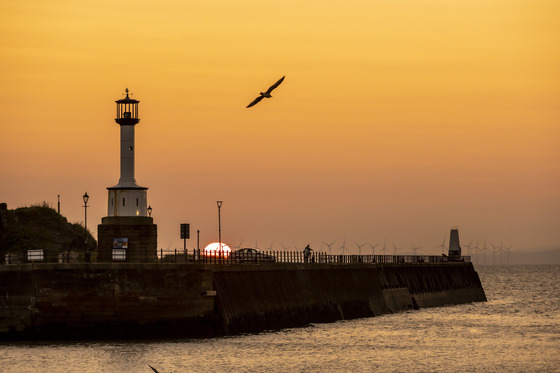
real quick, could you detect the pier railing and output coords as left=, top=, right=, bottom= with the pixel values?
left=156, top=249, right=470, bottom=265
left=1, top=249, right=470, bottom=265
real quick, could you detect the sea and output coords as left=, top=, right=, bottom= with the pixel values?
left=1, top=265, right=558, bottom=373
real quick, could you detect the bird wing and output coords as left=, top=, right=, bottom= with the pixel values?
left=246, top=95, right=264, bottom=108
left=147, top=364, right=160, bottom=373
left=265, top=76, right=285, bottom=94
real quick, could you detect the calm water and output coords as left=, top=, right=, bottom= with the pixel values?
left=1, top=265, right=558, bottom=372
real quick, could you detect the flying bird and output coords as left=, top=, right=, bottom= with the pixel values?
left=246, top=76, right=285, bottom=108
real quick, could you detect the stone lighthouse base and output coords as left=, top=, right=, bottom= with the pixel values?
left=97, top=216, right=157, bottom=262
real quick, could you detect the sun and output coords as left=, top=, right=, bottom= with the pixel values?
left=203, top=242, right=232, bottom=256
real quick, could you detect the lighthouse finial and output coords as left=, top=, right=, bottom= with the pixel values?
left=125, top=88, right=129, bottom=98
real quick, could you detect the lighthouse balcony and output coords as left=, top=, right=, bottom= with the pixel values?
left=115, top=117, right=140, bottom=126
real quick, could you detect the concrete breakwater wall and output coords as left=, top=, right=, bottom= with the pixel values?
left=214, top=263, right=486, bottom=334
left=0, top=262, right=485, bottom=340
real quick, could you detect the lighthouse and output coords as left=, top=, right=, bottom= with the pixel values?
left=107, top=89, right=148, bottom=217
left=97, top=89, right=157, bottom=262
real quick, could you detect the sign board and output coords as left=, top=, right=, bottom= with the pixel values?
left=180, top=224, right=190, bottom=239
left=27, top=250, right=44, bottom=261
left=113, top=238, right=128, bottom=249
left=112, top=249, right=127, bottom=261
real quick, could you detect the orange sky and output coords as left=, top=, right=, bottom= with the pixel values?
left=1, top=0, right=559, bottom=255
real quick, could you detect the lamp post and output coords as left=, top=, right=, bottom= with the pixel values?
left=83, top=192, right=89, bottom=232
left=217, top=201, right=223, bottom=253
left=82, top=192, right=89, bottom=263
left=147, top=205, right=152, bottom=217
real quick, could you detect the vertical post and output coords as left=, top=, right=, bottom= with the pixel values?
left=180, top=223, right=190, bottom=262
left=83, top=193, right=89, bottom=234
left=217, top=201, right=223, bottom=253
left=82, top=192, right=89, bottom=264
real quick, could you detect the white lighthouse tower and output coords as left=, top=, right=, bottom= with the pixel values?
left=107, top=88, right=148, bottom=217
left=97, top=89, right=157, bottom=262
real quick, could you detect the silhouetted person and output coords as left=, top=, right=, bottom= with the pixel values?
left=304, top=244, right=312, bottom=263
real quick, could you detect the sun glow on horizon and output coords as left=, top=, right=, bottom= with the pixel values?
left=203, top=242, right=232, bottom=256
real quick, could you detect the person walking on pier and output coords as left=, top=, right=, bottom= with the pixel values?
left=304, top=244, right=313, bottom=263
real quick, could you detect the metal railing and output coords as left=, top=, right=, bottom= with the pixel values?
left=1, top=249, right=470, bottom=265
left=158, top=249, right=470, bottom=265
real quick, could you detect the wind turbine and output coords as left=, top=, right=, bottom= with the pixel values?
left=464, top=240, right=474, bottom=256
left=498, top=241, right=504, bottom=265
left=367, top=242, right=379, bottom=255
left=280, top=242, right=292, bottom=251
left=338, top=238, right=348, bottom=255
left=436, top=236, right=447, bottom=255
left=504, top=244, right=513, bottom=265
left=292, top=242, right=303, bottom=251
left=392, top=242, right=399, bottom=255
left=473, top=240, right=479, bottom=265
left=410, top=244, right=421, bottom=255
left=491, top=243, right=497, bottom=265
left=355, top=242, right=367, bottom=256
left=381, top=241, right=388, bottom=255
left=480, top=240, right=489, bottom=265
left=322, top=240, right=336, bottom=255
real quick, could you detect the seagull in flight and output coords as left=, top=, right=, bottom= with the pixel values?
left=246, top=76, right=285, bottom=108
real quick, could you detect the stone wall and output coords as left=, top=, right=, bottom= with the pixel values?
left=0, top=263, right=215, bottom=339
left=0, top=262, right=486, bottom=340
left=97, top=216, right=157, bottom=262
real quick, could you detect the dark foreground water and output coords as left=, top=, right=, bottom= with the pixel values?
left=1, top=265, right=558, bottom=372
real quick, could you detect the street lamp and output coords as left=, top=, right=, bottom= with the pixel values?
left=147, top=205, right=152, bottom=217
left=217, top=201, right=223, bottom=253
left=82, top=192, right=89, bottom=263
left=83, top=192, right=89, bottom=232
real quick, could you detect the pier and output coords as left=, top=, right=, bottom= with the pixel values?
left=0, top=257, right=485, bottom=340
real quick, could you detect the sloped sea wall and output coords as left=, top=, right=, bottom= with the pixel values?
left=213, top=263, right=486, bottom=334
